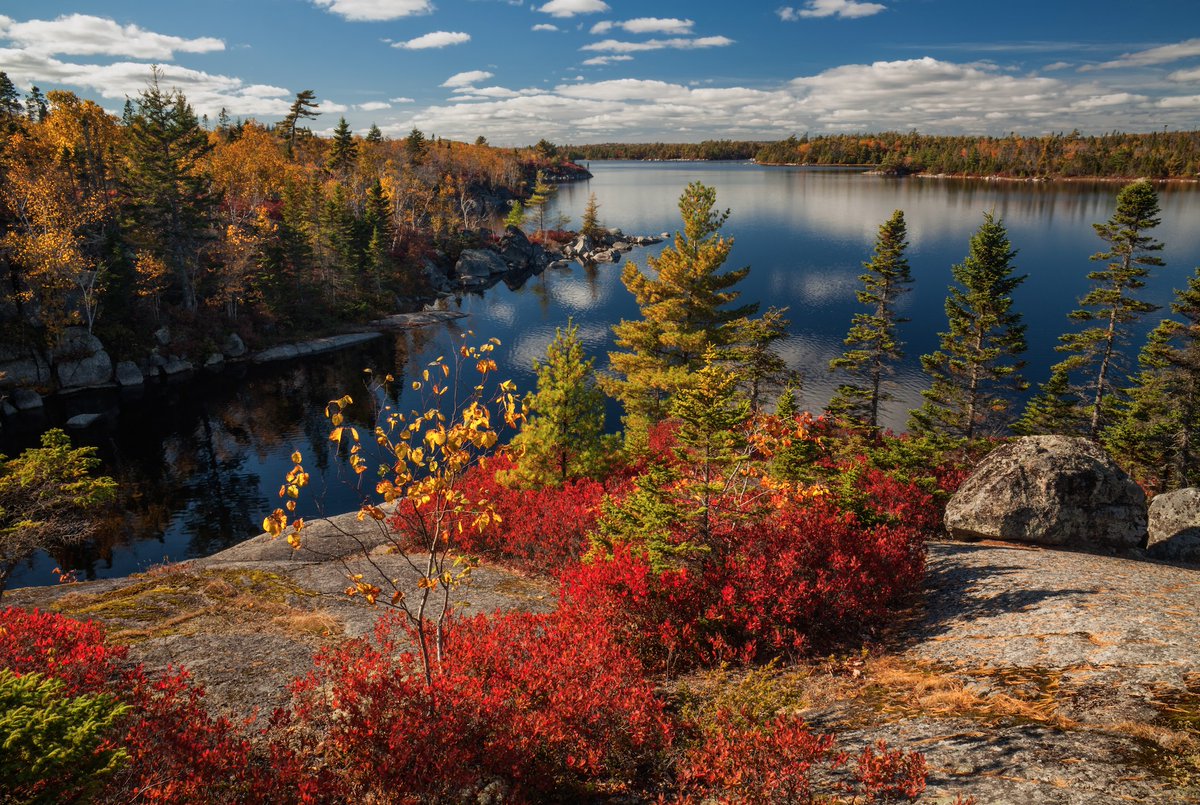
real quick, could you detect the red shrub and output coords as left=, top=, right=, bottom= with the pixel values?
left=0, top=608, right=271, bottom=803
left=287, top=608, right=672, bottom=802
left=671, top=711, right=844, bottom=804
left=561, top=495, right=925, bottom=672
left=854, top=740, right=929, bottom=801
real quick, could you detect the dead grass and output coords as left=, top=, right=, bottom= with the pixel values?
left=51, top=567, right=342, bottom=645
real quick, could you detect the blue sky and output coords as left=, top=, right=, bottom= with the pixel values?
left=1, top=1, right=1199, bottom=144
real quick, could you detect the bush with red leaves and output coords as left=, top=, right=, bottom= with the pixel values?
left=561, top=496, right=925, bottom=672
left=0, top=607, right=276, bottom=803
left=854, top=740, right=929, bottom=801
left=286, top=608, right=672, bottom=802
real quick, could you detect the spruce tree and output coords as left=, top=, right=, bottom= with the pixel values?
left=1013, top=366, right=1084, bottom=436
left=827, top=209, right=913, bottom=429
left=326, top=117, right=358, bottom=174
left=580, top=192, right=603, bottom=240
left=504, top=199, right=527, bottom=230
left=910, top=212, right=1027, bottom=439
left=365, top=123, right=383, bottom=143
left=0, top=72, right=21, bottom=119
left=729, top=305, right=793, bottom=412
left=1104, top=265, right=1200, bottom=489
left=1048, top=180, right=1165, bottom=439
left=603, top=182, right=758, bottom=441
left=525, top=170, right=555, bottom=236
left=123, top=71, right=214, bottom=311
left=505, top=321, right=616, bottom=488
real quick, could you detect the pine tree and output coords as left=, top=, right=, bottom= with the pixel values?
left=1049, top=180, right=1165, bottom=439
left=123, top=71, right=214, bottom=311
left=280, top=89, right=319, bottom=155
left=326, top=117, right=358, bottom=173
left=24, top=86, right=46, bottom=122
left=729, top=305, right=793, bottom=412
left=910, top=212, right=1027, bottom=439
left=505, top=320, right=616, bottom=488
left=580, top=192, right=604, bottom=240
left=603, top=182, right=758, bottom=442
left=405, top=128, right=426, bottom=160
left=827, top=209, right=914, bottom=429
left=365, top=123, right=383, bottom=143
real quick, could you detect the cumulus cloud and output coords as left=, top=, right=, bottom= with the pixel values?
left=1088, top=38, right=1200, bottom=70
left=532, top=23, right=559, bottom=31
left=393, top=31, right=470, bottom=49
left=581, top=36, right=733, bottom=53
left=0, top=14, right=223, bottom=60
left=390, top=96, right=416, bottom=103
left=311, top=0, right=433, bottom=20
left=536, top=0, right=610, bottom=18
left=590, top=17, right=693, bottom=35
left=582, top=54, right=634, bottom=66
left=357, top=101, right=391, bottom=111
left=442, top=70, right=494, bottom=87
left=778, top=0, right=886, bottom=20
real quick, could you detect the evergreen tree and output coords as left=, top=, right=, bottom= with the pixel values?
left=827, top=209, right=914, bottom=428
left=910, top=212, right=1027, bottom=439
left=326, top=117, right=358, bottom=173
left=505, top=321, right=616, bottom=488
left=405, top=128, right=427, bottom=160
left=1048, top=180, right=1165, bottom=439
left=1013, top=365, right=1084, bottom=436
left=525, top=170, right=555, bottom=236
left=0, top=72, right=21, bottom=119
left=24, top=86, right=46, bottom=122
left=1105, top=265, right=1200, bottom=490
left=504, top=199, right=527, bottom=230
left=123, top=71, right=214, bottom=311
left=280, top=89, right=319, bottom=154
left=365, top=123, right=383, bottom=143
left=729, top=305, right=793, bottom=412
left=580, top=192, right=604, bottom=240
left=594, top=460, right=687, bottom=571
left=603, top=182, right=758, bottom=441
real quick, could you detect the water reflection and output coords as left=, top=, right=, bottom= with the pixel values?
left=6, top=163, right=1199, bottom=586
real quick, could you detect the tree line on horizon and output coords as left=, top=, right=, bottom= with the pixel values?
left=563, top=130, right=1200, bottom=178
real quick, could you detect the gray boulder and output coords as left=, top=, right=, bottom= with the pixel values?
left=455, top=249, right=508, bottom=281
left=154, top=326, right=171, bottom=347
left=945, top=435, right=1147, bottom=550
left=571, top=234, right=594, bottom=256
left=163, top=359, right=194, bottom=376
left=1146, top=488, right=1200, bottom=563
left=115, top=361, right=144, bottom=387
left=53, top=327, right=112, bottom=388
left=65, top=413, right=101, bottom=429
left=205, top=353, right=225, bottom=370
left=11, top=388, right=43, bottom=411
left=222, top=333, right=247, bottom=359
left=498, top=226, right=535, bottom=268
left=0, top=342, right=52, bottom=387
left=421, top=258, right=451, bottom=291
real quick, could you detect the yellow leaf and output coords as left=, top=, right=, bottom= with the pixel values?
left=290, top=451, right=302, bottom=464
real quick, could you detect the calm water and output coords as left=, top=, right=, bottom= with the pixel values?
left=6, top=162, right=1200, bottom=586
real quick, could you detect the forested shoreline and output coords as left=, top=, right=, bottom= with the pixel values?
left=565, top=130, right=1200, bottom=179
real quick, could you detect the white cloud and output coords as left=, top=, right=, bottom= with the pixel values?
left=590, top=17, right=693, bottom=35
left=1043, top=61, right=1072, bottom=71
left=311, top=0, right=433, bottom=21
left=442, top=70, right=494, bottom=87
left=1168, top=66, right=1200, bottom=82
left=0, top=14, right=223, bottom=60
left=357, top=101, right=391, bottom=111
left=389, top=96, right=416, bottom=103
left=393, top=31, right=470, bottom=49
left=322, top=101, right=350, bottom=113
left=537, top=0, right=610, bottom=18
left=778, top=0, right=886, bottom=20
left=532, top=23, right=559, bottom=31
left=582, top=54, right=634, bottom=66
left=582, top=36, right=733, bottom=53
left=1088, top=38, right=1200, bottom=70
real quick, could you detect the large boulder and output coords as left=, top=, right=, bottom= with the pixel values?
left=0, top=341, right=52, bottom=387
left=1146, top=488, right=1200, bottom=563
left=53, top=327, right=112, bottom=388
left=455, top=249, right=508, bottom=282
left=944, top=435, right=1147, bottom=550
left=497, top=226, right=535, bottom=268
left=114, top=361, right=144, bottom=387
left=222, top=333, right=247, bottom=359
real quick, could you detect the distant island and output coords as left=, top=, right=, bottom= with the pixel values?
left=565, top=130, right=1200, bottom=180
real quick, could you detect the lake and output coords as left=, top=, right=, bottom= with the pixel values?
left=5, top=161, right=1200, bottom=587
